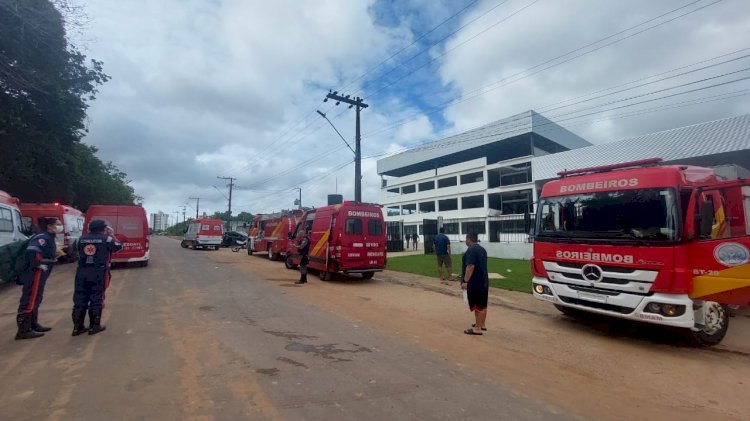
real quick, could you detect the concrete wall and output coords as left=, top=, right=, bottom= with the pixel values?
left=447, top=242, right=532, bottom=260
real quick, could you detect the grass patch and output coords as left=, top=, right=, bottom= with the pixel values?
left=387, top=254, right=531, bottom=293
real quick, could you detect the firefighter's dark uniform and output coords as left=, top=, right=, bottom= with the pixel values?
left=296, top=233, right=311, bottom=284
left=72, top=225, right=122, bottom=336
left=15, top=232, right=57, bottom=340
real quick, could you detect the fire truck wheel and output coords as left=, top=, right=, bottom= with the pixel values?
left=181, top=240, right=188, bottom=248
left=688, top=302, right=729, bottom=347
left=285, top=256, right=297, bottom=270
left=361, top=272, right=374, bottom=280
left=247, top=247, right=253, bottom=255
left=319, top=271, right=332, bottom=281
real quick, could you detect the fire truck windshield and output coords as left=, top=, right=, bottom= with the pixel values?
left=536, top=188, right=680, bottom=243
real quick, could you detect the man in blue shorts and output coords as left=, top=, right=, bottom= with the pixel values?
left=460, top=232, right=488, bottom=335
left=433, top=227, right=452, bottom=281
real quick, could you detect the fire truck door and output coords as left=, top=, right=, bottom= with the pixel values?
left=689, top=184, right=750, bottom=306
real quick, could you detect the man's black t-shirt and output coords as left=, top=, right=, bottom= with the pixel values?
left=462, top=243, right=488, bottom=292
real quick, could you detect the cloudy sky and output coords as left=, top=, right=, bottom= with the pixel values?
left=72, top=0, right=750, bottom=223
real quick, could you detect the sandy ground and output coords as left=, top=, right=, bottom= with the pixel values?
left=211, top=244, right=750, bottom=420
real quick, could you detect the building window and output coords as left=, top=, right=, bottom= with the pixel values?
left=419, top=181, right=435, bottom=191
left=462, top=195, right=484, bottom=209
left=418, top=224, right=424, bottom=235
left=488, top=190, right=532, bottom=215
left=442, top=223, right=459, bottom=234
left=387, top=206, right=400, bottom=217
left=461, top=221, right=486, bottom=234
left=419, top=201, right=435, bottom=213
left=438, top=198, right=458, bottom=211
left=386, top=187, right=400, bottom=197
left=488, top=163, right=532, bottom=188
left=437, top=176, right=457, bottom=188
left=402, top=203, right=417, bottom=215
left=401, top=185, right=416, bottom=194
left=460, top=171, right=483, bottom=185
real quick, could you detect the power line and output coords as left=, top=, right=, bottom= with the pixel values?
left=362, top=0, right=722, bottom=138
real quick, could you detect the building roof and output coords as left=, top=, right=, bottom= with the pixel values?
left=377, top=110, right=591, bottom=177
left=532, top=114, right=750, bottom=181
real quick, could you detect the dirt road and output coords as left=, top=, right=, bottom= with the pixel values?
left=0, top=236, right=747, bottom=420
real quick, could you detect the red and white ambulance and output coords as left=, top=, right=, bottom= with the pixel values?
left=285, top=202, right=387, bottom=280
left=247, top=210, right=303, bottom=259
left=531, top=158, right=750, bottom=345
left=19, top=202, right=85, bottom=262
left=181, top=218, right=224, bottom=250
left=0, top=190, right=27, bottom=247
left=85, top=205, right=150, bottom=266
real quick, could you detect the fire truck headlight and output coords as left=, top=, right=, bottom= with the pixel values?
left=645, top=302, right=685, bottom=317
left=533, top=283, right=551, bottom=295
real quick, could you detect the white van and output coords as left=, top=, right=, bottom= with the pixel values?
left=0, top=190, right=28, bottom=247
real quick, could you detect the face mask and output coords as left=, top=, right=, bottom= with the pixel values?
left=54, top=224, right=64, bottom=234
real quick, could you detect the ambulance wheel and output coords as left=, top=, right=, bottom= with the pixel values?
left=688, top=302, right=729, bottom=347
left=285, top=256, right=297, bottom=270
left=361, top=272, right=374, bottom=280
left=181, top=241, right=188, bottom=248
left=319, top=271, right=332, bottom=281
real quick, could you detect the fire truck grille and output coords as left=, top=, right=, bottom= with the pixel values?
left=555, top=261, right=636, bottom=274
left=558, top=296, right=635, bottom=315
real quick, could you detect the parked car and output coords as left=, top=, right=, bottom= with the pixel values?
left=222, top=231, right=248, bottom=247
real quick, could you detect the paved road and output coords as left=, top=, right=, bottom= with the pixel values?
left=0, top=237, right=566, bottom=420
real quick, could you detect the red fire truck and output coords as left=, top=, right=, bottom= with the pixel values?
left=284, top=202, right=387, bottom=280
left=531, top=158, right=749, bottom=346
left=247, top=210, right=304, bottom=259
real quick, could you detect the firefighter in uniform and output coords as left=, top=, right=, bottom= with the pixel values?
left=72, top=220, right=122, bottom=336
left=294, top=227, right=311, bottom=284
left=15, top=217, right=62, bottom=340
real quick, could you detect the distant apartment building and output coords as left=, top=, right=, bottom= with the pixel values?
left=150, top=211, right=169, bottom=231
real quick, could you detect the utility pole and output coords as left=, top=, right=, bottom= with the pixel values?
left=180, top=205, right=186, bottom=224
left=324, top=91, right=368, bottom=202
left=189, top=197, right=200, bottom=218
left=293, top=187, right=302, bottom=209
left=217, top=176, right=236, bottom=218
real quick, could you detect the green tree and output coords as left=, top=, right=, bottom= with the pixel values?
left=0, top=0, right=132, bottom=211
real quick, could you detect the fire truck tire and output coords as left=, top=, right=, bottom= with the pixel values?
left=319, top=271, right=332, bottom=281
left=181, top=240, right=188, bottom=248
left=247, top=247, right=253, bottom=256
left=267, top=246, right=278, bottom=261
left=284, top=256, right=297, bottom=270
left=688, top=302, right=729, bottom=347
left=361, top=272, right=374, bottom=280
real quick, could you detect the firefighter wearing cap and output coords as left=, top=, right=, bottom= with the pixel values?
left=15, top=217, right=61, bottom=340
left=71, top=220, right=122, bottom=336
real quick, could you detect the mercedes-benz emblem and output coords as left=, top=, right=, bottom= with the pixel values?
left=581, top=264, right=604, bottom=282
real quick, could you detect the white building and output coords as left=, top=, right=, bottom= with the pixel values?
left=150, top=211, right=169, bottom=231
left=378, top=112, right=750, bottom=258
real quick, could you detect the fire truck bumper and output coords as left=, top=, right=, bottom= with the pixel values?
left=113, top=250, right=150, bottom=263
left=532, top=276, right=696, bottom=328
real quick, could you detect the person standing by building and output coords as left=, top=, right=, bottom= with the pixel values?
left=15, top=217, right=61, bottom=340
left=460, top=232, right=489, bottom=335
left=412, top=232, right=419, bottom=250
left=71, top=220, right=122, bottom=336
left=294, top=227, right=311, bottom=285
left=405, top=233, right=410, bottom=250
left=433, top=227, right=452, bottom=281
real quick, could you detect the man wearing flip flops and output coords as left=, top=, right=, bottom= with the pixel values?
left=460, top=232, right=488, bottom=335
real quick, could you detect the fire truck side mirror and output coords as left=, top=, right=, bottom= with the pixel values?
left=698, top=202, right=714, bottom=239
